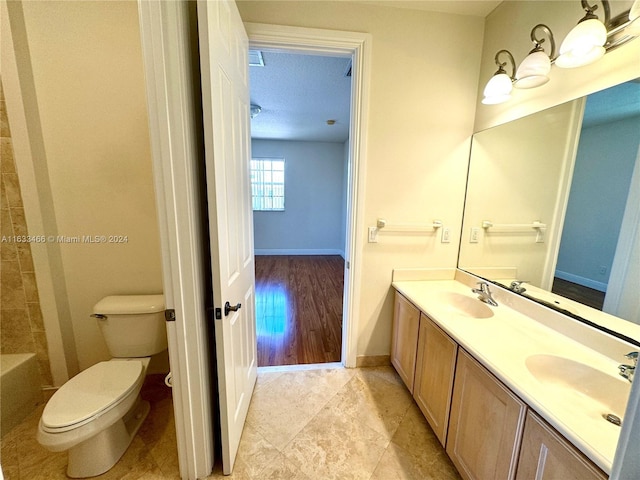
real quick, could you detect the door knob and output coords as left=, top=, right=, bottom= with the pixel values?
left=224, top=301, right=242, bottom=316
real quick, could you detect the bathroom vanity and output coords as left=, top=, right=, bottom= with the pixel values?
left=390, top=271, right=637, bottom=480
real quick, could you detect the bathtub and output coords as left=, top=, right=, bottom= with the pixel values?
left=1, top=353, right=42, bottom=437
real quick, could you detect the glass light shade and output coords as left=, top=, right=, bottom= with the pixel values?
left=556, top=18, right=607, bottom=68
left=482, top=73, right=513, bottom=105
left=627, top=0, right=640, bottom=35
left=514, top=51, right=551, bottom=89
left=631, top=0, right=640, bottom=20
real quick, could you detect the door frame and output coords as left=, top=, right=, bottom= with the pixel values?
left=138, top=1, right=213, bottom=479
left=245, top=23, right=372, bottom=367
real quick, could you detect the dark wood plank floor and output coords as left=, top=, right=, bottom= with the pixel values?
left=255, top=255, right=344, bottom=367
left=551, top=277, right=605, bottom=310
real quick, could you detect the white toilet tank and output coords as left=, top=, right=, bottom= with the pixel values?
left=93, top=295, right=167, bottom=358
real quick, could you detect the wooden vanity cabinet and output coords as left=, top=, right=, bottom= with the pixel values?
left=391, top=288, right=609, bottom=480
left=446, top=349, right=527, bottom=480
left=390, top=292, right=421, bottom=393
left=516, top=411, right=608, bottom=480
left=413, top=316, right=458, bottom=446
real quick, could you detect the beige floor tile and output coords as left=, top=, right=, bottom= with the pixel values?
left=391, top=402, right=443, bottom=456
left=327, top=367, right=413, bottom=441
left=246, top=368, right=354, bottom=450
left=259, top=453, right=311, bottom=480
left=282, top=403, right=388, bottom=480
left=381, top=403, right=462, bottom=480
left=234, top=422, right=280, bottom=478
left=361, top=365, right=407, bottom=387
left=254, top=370, right=284, bottom=391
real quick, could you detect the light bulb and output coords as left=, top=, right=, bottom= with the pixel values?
left=556, top=18, right=607, bottom=68
left=482, top=72, right=513, bottom=105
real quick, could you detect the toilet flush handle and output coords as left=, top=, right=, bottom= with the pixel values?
left=90, top=314, right=107, bottom=320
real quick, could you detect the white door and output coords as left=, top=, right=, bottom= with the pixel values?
left=197, top=0, right=257, bottom=474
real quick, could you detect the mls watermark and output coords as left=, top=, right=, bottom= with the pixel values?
left=1, top=235, right=129, bottom=244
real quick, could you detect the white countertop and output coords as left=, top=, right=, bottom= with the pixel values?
left=392, top=278, right=634, bottom=474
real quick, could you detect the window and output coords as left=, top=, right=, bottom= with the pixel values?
left=250, top=158, right=285, bottom=211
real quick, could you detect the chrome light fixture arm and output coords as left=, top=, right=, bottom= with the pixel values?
left=530, top=24, right=557, bottom=60
left=494, top=49, right=516, bottom=81
left=579, top=0, right=611, bottom=26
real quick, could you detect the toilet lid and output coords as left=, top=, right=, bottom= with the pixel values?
left=42, top=361, right=143, bottom=431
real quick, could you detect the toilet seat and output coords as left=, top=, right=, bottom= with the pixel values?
left=41, top=361, right=144, bottom=433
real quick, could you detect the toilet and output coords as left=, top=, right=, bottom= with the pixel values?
left=37, top=295, right=167, bottom=478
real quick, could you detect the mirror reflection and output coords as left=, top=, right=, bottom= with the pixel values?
left=459, top=79, right=640, bottom=338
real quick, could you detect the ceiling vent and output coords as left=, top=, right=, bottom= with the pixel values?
left=249, top=50, right=264, bottom=67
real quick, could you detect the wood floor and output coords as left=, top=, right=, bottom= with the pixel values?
left=551, top=277, right=605, bottom=310
left=255, top=255, right=344, bottom=367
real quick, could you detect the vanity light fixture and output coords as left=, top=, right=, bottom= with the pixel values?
left=515, top=24, right=556, bottom=89
left=481, top=50, right=516, bottom=105
left=482, top=0, right=639, bottom=106
left=555, top=0, right=610, bottom=68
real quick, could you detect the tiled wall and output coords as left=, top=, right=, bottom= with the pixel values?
left=0, top=80, right=53, bottom=387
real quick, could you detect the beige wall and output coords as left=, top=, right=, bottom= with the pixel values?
left=475, top=0, right=640, bottom=131
left=5, top=1, right=163, bottom=375
left=237, top=1, right=485, bottom=356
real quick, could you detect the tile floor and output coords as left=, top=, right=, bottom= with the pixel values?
left=1, top=367, right=461, bottom=480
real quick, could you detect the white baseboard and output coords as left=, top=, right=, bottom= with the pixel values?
left=554, top=270, right=607, bottom=292
left=255, top=249, right=345, bottom=257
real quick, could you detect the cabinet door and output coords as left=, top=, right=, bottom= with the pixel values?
left=414, top=316, right=457, bottom=446
left=446, top=349, right=527, bottom=480
left=390, top=291, right=420, bottom=393
left=516, top=411, right=607, bottom=480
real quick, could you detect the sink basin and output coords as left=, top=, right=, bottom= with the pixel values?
left=431, top=292, right=494, bottom=319
left=526, top=354, right=631, bottom=419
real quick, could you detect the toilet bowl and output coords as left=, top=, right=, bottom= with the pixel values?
left=37, top=359, right=150, bottom=478
left=37, top=295, right=166, bottom=478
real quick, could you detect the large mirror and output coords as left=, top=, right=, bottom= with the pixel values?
left=459, top=79, right=640, bottom=343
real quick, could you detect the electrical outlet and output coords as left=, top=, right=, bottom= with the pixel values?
left=441, top=227, right=451, bottom=243
left=470, top=227, right=480, bottom=243
left=599, top=265, right=607, bottom=275
left=368, top=227, right=378, bottom=243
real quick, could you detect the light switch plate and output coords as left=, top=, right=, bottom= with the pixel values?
left=470, top=227, right=480, bottom=243
left=441, top=227, right=451, bottom=243
left=368, top=226, right=378, bottom=243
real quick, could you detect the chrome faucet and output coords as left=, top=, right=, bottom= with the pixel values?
left=618, top=351, right=638, bottom=383
left=509, top=280, right=528, bottom=294
left=472, top=281, right=498, bottom=307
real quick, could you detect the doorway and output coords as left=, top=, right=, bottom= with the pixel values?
left=246, top=23, right=371, bottom=370
left=249, top=51, right=352, bottom=367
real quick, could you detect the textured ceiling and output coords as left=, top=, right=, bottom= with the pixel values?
left=249, top=52, right=353, bottom=143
